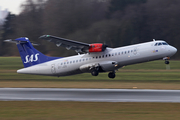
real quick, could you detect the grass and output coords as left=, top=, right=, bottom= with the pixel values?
left=0, top=102, right=180, bottom=120
left=0, top=57, right=180, bottom=81
left=0, top=57, right=23, bottom=70
left=1, top=70, right=180, bottom=81
left=1, top=57, right=180, bottom=89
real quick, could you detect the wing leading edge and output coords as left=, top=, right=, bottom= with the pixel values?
left=39, top=35, right=108, bottom=53
left=39, top=35, right=89, bottom=53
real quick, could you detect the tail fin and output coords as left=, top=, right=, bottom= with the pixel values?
left=5, top=37, right=60, bottom=68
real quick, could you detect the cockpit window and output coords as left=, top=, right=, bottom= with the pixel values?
left=155, top=42, right=169, bottom=46
left=162, top=42, right=168, bottom=45
left=154, top=43, right=158, bottom=46
left=158, top=43, right=162, bottom=46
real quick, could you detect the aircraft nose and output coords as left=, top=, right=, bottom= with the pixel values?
left=170, top=46, right=177, bottom=55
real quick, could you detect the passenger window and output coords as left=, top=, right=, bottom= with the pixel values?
left=106, top=55, right=108, bottom=57
left=67, top=62, right=69, bottom=64
left=70, top=61, right=72, bottom=64
left=112, top=53, right=114, bottom=56
left=76, top=60, right=78, bottom=63
left=109, top=54, right=111, bottom=57
left=73, top=61, right=75, bottom=63
left=125, top=51, right=126, bottom=54
left=96, top=56, right=98, bottom=59
left=115, top=53, right=117, bottom=56
left=99, top=56, right=101, bottom=58
left=102, top=55, right=104, bottom=58
left=79, top=59, right=81, bottom=62
left=118, top=52, right=120, bottom=55
left=128, top=51, right=130, bottom=53
left=122, top=52, right=123, bottom=54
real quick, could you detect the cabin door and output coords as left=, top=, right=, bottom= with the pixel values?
left=51, top=64, right=56, bottom=74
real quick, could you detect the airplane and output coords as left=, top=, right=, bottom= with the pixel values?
left=4, top=35, right=177, bottom=78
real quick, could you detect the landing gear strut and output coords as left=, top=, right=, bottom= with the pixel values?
left=108, top=71, right=116, bottom=79
left=163, top=57, right=170, bottom=65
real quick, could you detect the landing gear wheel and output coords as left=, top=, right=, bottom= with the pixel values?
left=108, top=72, right=116, bottom=79
left=165, top=60, right=169, bottom=64
left=91, top=70, right=99, bottom=76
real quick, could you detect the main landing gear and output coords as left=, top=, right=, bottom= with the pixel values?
left=108, top=71, right=116, bottom=79
left=91, top=70, right=99, bottom=76
left=91, top=70, right=116, bottom=79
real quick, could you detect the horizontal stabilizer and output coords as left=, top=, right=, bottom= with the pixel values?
left=4, top=37, right=29, bottom=44
left=4, top=37, right=39, bottom=46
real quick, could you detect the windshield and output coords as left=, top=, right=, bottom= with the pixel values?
left=154, top=42, right=169, bottom=46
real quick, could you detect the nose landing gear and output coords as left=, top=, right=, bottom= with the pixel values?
left=163, top=57, right=170, bottom=65
left=165, top=60, right=169, bottom=65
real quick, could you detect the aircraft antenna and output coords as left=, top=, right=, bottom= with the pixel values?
left=153, top=39, right=156, bottom=41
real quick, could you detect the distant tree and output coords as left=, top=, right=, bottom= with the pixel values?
left=2, top=0, right=180, bottom=59
left=1, top=12, right=16, bottom=56
left=144, top=0, right=180, bottom=58
left=107, top=0, right=147, bottom=18
left=43, top=0, right=109, bottom=36
left=2, top=12, right=16, bottom=39
left=0, top=25, right=2, bottom=56
left=15, top=0, right=44, bottom=39
left=42, top=0, right=109, bottom=56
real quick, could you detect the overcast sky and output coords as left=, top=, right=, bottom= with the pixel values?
left=0, top=0, right=25, bottom=14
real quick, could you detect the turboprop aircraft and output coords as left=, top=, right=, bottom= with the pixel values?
left=4, top=35, right=177, bottom=78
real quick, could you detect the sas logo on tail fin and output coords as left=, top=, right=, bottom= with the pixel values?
left=24, top=53, right=40, bottom=63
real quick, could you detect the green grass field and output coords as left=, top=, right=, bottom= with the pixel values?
left=1, top=57, right=180, bottom=89
left=0, top=57, right=180, bottom=81
left=0, top=102, right=180, bottom=120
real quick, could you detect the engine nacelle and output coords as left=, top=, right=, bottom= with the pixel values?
left=89, top=43, right=107, bottom=52
left=99, top=61, right=118, bottom=71
left=79, top=63, right=99, bottom=72
left=79, top=61, right=119, bottom=73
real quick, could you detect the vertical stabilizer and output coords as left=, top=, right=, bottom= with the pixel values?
left=5, top=37, right=60, bottom=68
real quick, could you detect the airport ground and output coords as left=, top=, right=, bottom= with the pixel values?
left=0, top=102, right=180, bottom=120
left=0, top=57, right=180, bottom=120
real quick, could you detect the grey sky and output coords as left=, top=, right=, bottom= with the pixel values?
left=0, top=0, right=25, bottom=14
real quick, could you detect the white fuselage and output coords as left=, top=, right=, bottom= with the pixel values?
left=17, top=40, right=177, bottom=76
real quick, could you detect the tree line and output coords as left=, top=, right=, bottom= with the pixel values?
left=0, top=0, right=180, bottom=58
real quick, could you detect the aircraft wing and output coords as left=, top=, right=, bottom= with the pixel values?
left=39, top=35, right=108, bottom=53
left=39, top=35, right=90, bottom=53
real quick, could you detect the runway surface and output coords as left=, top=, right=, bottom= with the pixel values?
left=0, top=88, right=180, bottom=102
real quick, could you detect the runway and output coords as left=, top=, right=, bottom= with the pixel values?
left=0, top=88, right=180, bottom=102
